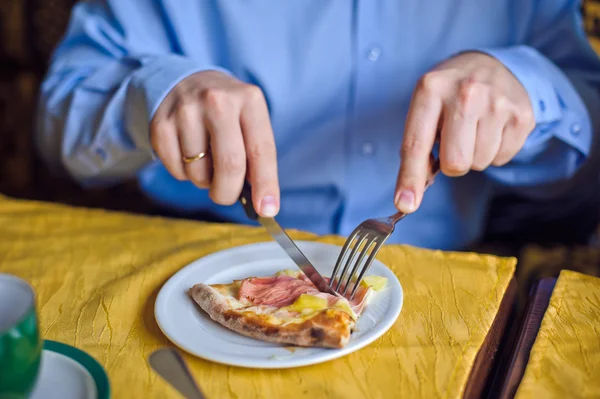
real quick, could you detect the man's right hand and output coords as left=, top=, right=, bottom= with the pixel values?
left=151, top=70, right=280, bottom=217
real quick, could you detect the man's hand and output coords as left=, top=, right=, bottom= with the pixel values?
left=395, top=52, right=535, bottom=213
left=151, top=70, right=279, bottom=217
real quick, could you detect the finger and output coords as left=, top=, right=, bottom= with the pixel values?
left=150, top=117, right=188, bottom=181
left=472, top=117, right=504, bottom=171
left=492, top=126, right=527, bottom=166
left=239, top=85, right=280, bottom=217
left=439, top=80, right=482, bottom=176
left=396, top=83, right=442, bottom=213
left=204, top=91, right=246, bottom=205
left=176, top=102, right=212, bottom=188
left=492, top=112, right=534, bottom=166
left=472, top=96, right=510, bottom=171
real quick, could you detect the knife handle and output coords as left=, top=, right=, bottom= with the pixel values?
left=239, top=180, right=259, bottom=221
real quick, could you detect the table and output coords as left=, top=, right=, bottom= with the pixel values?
left=0, top=195, right=517, bottom=398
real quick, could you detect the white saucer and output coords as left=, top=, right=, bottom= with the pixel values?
left=29, top=341, right=109, bottom=399
left=155, top=241, right=403, bottom=369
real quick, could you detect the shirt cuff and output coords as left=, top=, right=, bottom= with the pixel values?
left=476, top=45, right=562, bottom=124
left=474, top=45, right=592, bottom=159
left=126, top=54, right=231, bottom=156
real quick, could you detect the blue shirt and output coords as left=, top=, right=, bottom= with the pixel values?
left=37, top=0, right=600, bottom=250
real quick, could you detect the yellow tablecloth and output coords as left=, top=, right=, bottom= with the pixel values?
left=0, top=195, right=516, bottom=398
left=516, top=270, right=600, bottom=399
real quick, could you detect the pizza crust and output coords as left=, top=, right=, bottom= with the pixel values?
left=189, top=283, right=354, bottom=348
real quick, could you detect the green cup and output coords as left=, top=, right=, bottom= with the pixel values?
left=0, top=274, right=42, bottom=399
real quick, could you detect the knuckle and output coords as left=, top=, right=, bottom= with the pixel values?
left=172, top=170, right=188, bottom=181
left=187, top=169, right=211, bottom=187
left=241, top=84, right=265, bottom=103
left=216, top=152, right=245, bottom=176
left=490, top=96, right=509, bottom=115
left=443, top=157, right=470, bottom=175
left=209, top=189, right=237, bottom=206
left=193, top=178, right=212, bottom=188
left=491, top=156, right=509, bottom=167
left=513, top=110, right=535, bottom=131
left=401, top=136, right=429, bottom=158
left=246, top=141, right=276, bottom=162
left=458, top=79, right=482, bottom=105
left=491, top=148, right=515, bottom=166
left=176, top=101, right=198, bottom=120
left=417, top=72, right=444, bottom=95
left=471, top=158, right=489, bottom=172
left=201, top=88, right=232, bottom=116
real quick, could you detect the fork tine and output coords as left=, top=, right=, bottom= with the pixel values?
left=349, top=238, right=386, bottom=300
left=334, top=231, right=367, bottom=292
left=340, top=236, right=376, bottom=296
left=329, top=227, right=360, bottom=289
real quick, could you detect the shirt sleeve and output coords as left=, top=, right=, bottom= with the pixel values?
left=473, top=0, right=600, bottom=196
left=35, top=0, right=229, bottom=187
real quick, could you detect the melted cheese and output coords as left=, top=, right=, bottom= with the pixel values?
left=213, top=270, right=381, bottom=325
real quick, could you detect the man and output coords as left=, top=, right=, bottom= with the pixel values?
left=37, top=0, right=600, bottom=250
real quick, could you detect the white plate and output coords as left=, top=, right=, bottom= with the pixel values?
left=155, top=241, right=403, bottom=369
left=30, top=340, right=109, bottom=399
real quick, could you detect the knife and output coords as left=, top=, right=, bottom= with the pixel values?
left=149, top=348, right=206, bottom=399
left=239, top=181, right=337, bottom=295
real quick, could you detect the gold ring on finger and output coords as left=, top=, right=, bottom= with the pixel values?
left=182, top=151, right=209, bottom=164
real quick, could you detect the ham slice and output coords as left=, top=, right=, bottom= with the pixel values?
left=238, top=276, right=320, bottom=307
left=238, top=274, right=370, bottom=314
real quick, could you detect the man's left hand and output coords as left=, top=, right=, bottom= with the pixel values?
left=395, top=51, right=535, bottom=213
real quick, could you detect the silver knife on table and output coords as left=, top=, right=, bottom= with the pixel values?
left=239, top=181, right=337, bottom=296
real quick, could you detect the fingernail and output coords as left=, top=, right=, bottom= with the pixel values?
left=260, top=195, right=278, bottom=217
left=395, top=189, right=415, bottom=212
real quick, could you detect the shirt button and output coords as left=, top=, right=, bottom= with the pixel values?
left=367, top=47, right=381, bottom=61
left=571, top=123, right=581, bottom=136
left=362, top=142, right=374, bottom=155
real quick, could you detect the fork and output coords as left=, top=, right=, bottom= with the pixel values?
left=330, top=155, right=441, bottom=299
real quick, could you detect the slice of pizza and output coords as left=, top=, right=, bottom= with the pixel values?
left=189, top=269, right=387, bottom=348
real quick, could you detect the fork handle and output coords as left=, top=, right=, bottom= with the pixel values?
left=426, top=155, right=441, bottom=189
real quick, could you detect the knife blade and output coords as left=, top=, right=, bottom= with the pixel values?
left=239, top=182, right=337, bottom=295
